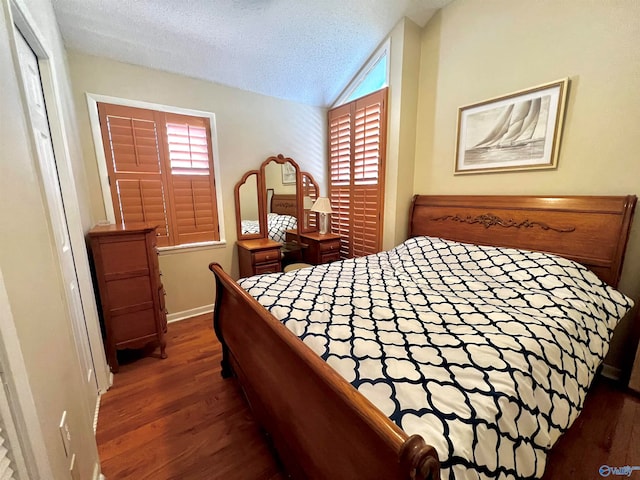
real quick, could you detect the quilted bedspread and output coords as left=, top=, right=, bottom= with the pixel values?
left=238, top=236, right=633, bottom=479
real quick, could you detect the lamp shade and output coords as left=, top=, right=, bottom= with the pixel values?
left=310, top=197, right=333, bottom=214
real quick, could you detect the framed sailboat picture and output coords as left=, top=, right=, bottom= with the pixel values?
left=455, top=78, right=569, bottom=174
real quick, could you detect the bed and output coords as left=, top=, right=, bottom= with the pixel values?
left=241, top=194, right=298, bottom=242
left=209, top=195, right=637, bottom=480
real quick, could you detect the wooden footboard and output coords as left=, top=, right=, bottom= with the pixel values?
left=209, top=262, right=440, bottom=480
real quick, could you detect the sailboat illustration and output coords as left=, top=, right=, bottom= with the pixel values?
left=473, top=98, right=542, bottom=149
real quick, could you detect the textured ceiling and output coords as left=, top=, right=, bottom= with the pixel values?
left=51, top=0, right=451, bottom=107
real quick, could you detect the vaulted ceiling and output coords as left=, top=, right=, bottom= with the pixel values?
left=51, top=0, right=451, bottom=107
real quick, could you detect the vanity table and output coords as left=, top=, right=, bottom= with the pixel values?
left=285, top=230, right=341, bottom=265
left=234, top=154, right=323, bottom=277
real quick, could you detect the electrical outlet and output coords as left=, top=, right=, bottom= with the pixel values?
left=59, top=411, right=71, bottom=457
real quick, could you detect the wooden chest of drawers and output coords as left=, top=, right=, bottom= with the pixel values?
left=88, top=223, right=167, bottom=372
left=237, top=238, right=282, bottom=277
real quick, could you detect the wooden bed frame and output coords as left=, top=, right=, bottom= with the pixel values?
left=271, top=193, right=298, bottom=217
left=209, top=195, right=636, bottom=480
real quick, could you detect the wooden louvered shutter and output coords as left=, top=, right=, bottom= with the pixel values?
left=98, top=103, right=171, bottom=246
left=162, top=113, right=220, bottom=244
left=97, top=103, right=220, bottom=247
left=328, top=88, right=387, bottom=258
left=352, top=90, right=386, bottom=256
left=328, top=102, right=352, bottom=258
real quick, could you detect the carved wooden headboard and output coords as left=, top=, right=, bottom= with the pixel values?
left=271, top=194, right=297, bottom=216
left=409, top=195, right=637, bottom=288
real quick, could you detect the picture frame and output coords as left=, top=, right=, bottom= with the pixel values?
left=281, top=162, right=296, bottom=184
left=454, top=78, right=569, bottom=175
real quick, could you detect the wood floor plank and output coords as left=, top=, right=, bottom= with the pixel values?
left=96, top=314, right=286, bottom=480
left=542, top=378, right=640, bottom=479
left=97, top=313, right=640, bottom=479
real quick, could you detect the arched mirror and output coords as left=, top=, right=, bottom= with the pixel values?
left=233, top=154, right=321, bottom=244
left=234, top=170, right=263, bottom=240
left=301, top=172, right=319, bottom=233
left=260, top=154, right=300, bottom=242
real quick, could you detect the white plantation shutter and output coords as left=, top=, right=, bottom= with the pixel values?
left=0, top=373, right=27, bottom=480
left=328, top=88, right=387, bottom=258
left=98, top=103, right=220, bottom=246
left=0, top=427, right=17, bottom=480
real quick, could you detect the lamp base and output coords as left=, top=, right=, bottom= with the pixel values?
left=319, top=213, right=330, bottom=235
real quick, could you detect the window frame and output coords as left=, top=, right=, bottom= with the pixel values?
left=332, top=38, right=390, bottom=108
left=87, top=93, right=226, bottom=251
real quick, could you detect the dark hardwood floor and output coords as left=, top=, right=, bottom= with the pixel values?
left=543, top=377, right=640, bottom=479
left=97, top=314, right=640, bottom=480
left=96, top=314, right=285, bottom=480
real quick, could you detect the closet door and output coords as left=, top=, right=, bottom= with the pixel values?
left=15, top=29, right=99, bottom=419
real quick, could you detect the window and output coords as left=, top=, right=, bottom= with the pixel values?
left=97, top=102, right=220, bottom=247
left=344, top=54, right=387, bottom=104
left=333, top=39, right=389, bottom=108
left=328, top=88, right=388, bottom=258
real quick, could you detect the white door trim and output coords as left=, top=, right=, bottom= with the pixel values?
left=7, top=0, right=111, bottom=396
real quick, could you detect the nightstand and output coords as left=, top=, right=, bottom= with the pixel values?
left=237, top=238, right=282, bottom=277
left=286, top=231, right=341, bottom=265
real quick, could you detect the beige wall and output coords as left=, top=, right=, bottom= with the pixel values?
left=383, top=18, right=423, bottom=250
left=67, top=51, right=326, bottom=315
left=414, top=0, right=640, bottom=375
left=0, top=0, right=100, bottom=477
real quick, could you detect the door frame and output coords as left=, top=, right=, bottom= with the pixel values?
left=6, top=0, right=111, bottom=396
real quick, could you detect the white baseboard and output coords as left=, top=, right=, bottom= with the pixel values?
left=93, top=463, right=102, bottom=479
left=601, top=364, right=621, bottom=381
left=93, top=393, right=102, bottom=434
left=167, top=304, right=214, bottom=323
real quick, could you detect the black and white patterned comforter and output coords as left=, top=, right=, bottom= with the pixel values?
left=240, top=219, right=260, bottom=235
left=241, top=213, right=297, bottom=243
left=266, top=213, right=297, bottom=243
left=238, top=236, right=633, bottom=480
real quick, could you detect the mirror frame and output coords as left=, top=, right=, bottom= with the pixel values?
left=234, top=170, right=265, bottom=240
left=233, top=154, right=321, bottom=243
left=259, top=154, right=302, bottom=239
left=300, top=172, right=320, bottom=234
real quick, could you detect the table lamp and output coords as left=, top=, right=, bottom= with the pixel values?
left=310, top=197, right=333, bottom=234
